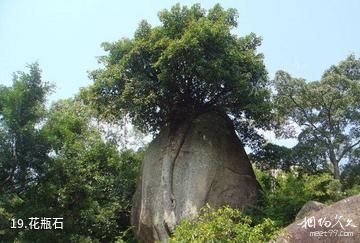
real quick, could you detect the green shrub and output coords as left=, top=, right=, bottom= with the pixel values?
left=254, top=168, right=343, bottom=226
left=169, top=205, right=278, bottom=243
left=344, top=184, right=360, bottom=197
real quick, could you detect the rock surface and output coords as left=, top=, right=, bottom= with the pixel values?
left=295, top=200, right=327, bottom=221
left=131, top=111, right=261, bottom=242
left=277, top=195, right=360, bottom=243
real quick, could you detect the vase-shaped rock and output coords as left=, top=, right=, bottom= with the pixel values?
left=131, top=111, right=262, bottom=242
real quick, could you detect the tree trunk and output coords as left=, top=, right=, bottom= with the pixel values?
left=329, top=148, right=340, bottom=179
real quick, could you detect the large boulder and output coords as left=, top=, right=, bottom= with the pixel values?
left=131, top=111, right=262, bottom=242
left=277, top=195, right=360, bottom=243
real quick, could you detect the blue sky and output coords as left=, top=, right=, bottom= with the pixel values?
left=1, top=0, right=359, bottom=104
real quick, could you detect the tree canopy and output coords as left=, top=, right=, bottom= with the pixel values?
left=273, top=55, right=360, bottom=179
left=0, top=63, right=52, bottom=195
left=84, top=3, right=271, bottom=136
left=0, top=65, right=142, bottom=242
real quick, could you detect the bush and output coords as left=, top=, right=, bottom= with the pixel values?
left=254, top=168, right=343, bottom=226
left=344, top=184, right=360, bottom=197
left=169, top=205, right=278, bottom=243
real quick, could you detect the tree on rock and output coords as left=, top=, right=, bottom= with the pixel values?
left=84, top=3, right=271, bottom=242
left=85, top=3, right=270, bottom=135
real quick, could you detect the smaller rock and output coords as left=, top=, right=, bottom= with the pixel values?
left=276, top=195, right=360, bottom=243
left=295, top=201, right=327, bottom=221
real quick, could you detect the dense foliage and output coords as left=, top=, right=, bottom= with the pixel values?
left=341, top=160, right=360, bottom=193
left=251, top=142, right=332, bottom=175
left=0, top=63, right=52, bottom=198
left=84, top=4, right=271, bottom=140
left=0, top=66, right=142, bottom=242
left=255, top=168, right=344, bottom=226
left=170, top=205, right=278, bottom=243
left=0, top=63, right=53, bottom=241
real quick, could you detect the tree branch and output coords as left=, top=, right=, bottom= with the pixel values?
left=288, top=94, right=332, bottom=143
left=338, top=139, right=360, bottom=162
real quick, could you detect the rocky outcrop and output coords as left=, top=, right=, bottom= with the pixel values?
left=277, top=195, right=360, bottom=243
left=131, top=111, right=262, bottom=242
left=295, top=201, right=327, bottom=221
